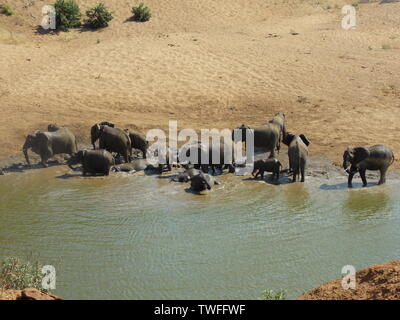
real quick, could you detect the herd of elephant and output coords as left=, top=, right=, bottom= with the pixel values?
left=21, top=113, right=395, bottom=191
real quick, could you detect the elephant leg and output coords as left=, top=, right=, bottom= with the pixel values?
left=347, top=172, right=355, bottom=188
left=292, top=168, right=297, bottom=182
left=201, top=164, right=208, bottom=173
left=158, top=164, right=163, bottom=174
left=378, top=167, right=387, bottom=185
left=359, top=169, right=367, bottom=187
left=40, top=155, right=49, bottom=167
left=300, top=166, right=305, bottom=182
left=254, top=170, right=260, bottom=179
left=260, top=169, right=265, bottom=179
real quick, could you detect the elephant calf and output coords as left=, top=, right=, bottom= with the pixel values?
left=190, top=172, right=220, bottom=192
left=343, top=145, right=394, bottom=187
left=23, top=125, right=78, bottom=167
left=252, top=158, right=282, bottom=180
left=67, top=149, right=115, bottom=176
left=282, top=133, right=310, bottom=182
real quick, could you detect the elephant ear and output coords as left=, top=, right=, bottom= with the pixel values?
left=282, top=133, right=295, bottom=146
left=353, top=147, right=369, bottom=165
left=299, top=134, right=310, bottom=147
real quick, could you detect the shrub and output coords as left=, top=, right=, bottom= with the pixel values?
left=85, top=3, right=113, bottom=29
left=131, top=3, right=151, bottom=22
left=0, top=257, right=45, bottom=291
left=259, top=289, right=286, bottom=300
left=54, top=0, right=81, bottom=31
left=0, top=4, right=14, bottom=16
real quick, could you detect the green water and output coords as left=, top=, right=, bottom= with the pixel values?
left=0, top=165, right=399, bottom=299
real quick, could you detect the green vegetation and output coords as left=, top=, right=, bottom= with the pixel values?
left=259, top=289, right=286, bottom=300
left=0, top=4, right=14, bottom=16
left=382, top=44, right=392, bottom=50
left=0, top=257, right=45, bottom=291
left=85, top=3, right=113, bottom=29
left=131, top=3, right=152, bottom=22
left=54, top=0, right=81, bottom=31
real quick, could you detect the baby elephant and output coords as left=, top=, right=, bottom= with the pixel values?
left=67, top=149, right=115, bottom=176
left=190, top=172, right=220, bottom=192
left=343, top=145, right=394, bottom=187
left=252, top=158, right=282, bottom=180
left=283, top=133, right=310, bottom=182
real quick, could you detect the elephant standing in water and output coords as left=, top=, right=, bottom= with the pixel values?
left=23, top=125, right=77, bottom=167
left=68, top=149, right=115, bottom=176
left=252, top=158, right=282, bottom=180
left=91, top=124, right=132, bottom=163
left=343, top=145, right=394, bottom=187
left=283, top=132, right=310, bottom=182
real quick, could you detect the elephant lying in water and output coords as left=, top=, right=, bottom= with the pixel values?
left=172, top=167, right=201, bottom=182
left=67, top=149, right=115, bottom=176
left=113, top=159, right=150, bottom=173
left=23, top=125, right=78, bottom=167
left=343, top=145, right=395, bottom=187
left=190, top=172, right=220, bottom=192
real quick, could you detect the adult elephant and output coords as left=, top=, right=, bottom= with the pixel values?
left=90, top=121, right=115, bottom=149
left=125, top=129, right=149, bottom=159
left=23, top=125, right=77, bottom=167
left=234, top=122, right=281, bottom=158
left=282, top=132, right=310, bottom=182
left=95, top=125, right=132, bottom=163
left=268, top=112, right=286, bottom=153
left=343, top=145, right=394, bottom=187
left=185, top=141, right=235, bottom=175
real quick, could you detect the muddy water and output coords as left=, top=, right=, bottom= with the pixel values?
left=0, top=165, right=399, bottom=299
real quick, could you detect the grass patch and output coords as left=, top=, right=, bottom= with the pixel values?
left=0, top=257, right=47, bottom=292
left=0, top=4, right=14, bottom=16
left=53, top=0, right=82, bottom=31
left=382, top=44, right=392, bottom=50
left=85, top=3, right=113, bottom=29
left=131, top=3, right=151, bottom=22
left=259, top=289, right=286, bottom=300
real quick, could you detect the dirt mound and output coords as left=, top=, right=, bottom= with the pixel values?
left=298, top=261, right=400, bottom=300
left=0, top=288, right=61, bottom=300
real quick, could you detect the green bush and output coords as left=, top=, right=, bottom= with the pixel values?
left=259, top=289, right=286, bottom=300
left=0, top=257, right=45, bottom=291
left=0, top=4, right=14, bottom=16
left=54, top=0, right=81, bottom=31
left=85, top=3, right=113, bottom=29
left=131, top=3, right=151, bottom=22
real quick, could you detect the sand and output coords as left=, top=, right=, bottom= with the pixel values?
left=298, top=261, right=400, bottom=300
left=0, top=0, right=399, bottom=168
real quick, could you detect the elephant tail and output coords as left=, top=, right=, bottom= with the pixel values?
left=390, top=153, right=395, bottom=165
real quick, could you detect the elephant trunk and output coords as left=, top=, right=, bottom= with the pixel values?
left=23, top=147, right=31, bottom=166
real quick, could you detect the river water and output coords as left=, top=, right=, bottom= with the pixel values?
left=0, top=164, right=399, bottom=299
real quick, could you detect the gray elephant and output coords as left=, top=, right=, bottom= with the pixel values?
left=125, top=129, right=149, bottom=159
left=67, top=149, right=115, bottom=176
left=343, top=145, right=394, bottom=187
left=234, top=122, right=281, bottom=158
left=93, top=125, right=132, bottom=163
left=268, top=112, right=286, bottom=153
left=282, top=132, right=310, bottom=182
left=23, top=125, right=78, bottom=167
left=185, top=141, right=235, bottom=175
left=172, top=167, right=201, bottom=182
left=90, top=121, right=115, bottom=149
left=252, top=158, right=282, bottom=180
left=190, top=172, right=220, bottom=192
left=113, top=159, right=149, bottom=173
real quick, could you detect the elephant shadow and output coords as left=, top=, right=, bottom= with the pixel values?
left=242, top=173, right=292, bottom=185
left=320, top=181, right=379, bottom=191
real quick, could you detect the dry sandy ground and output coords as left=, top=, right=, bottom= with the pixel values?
left=298, top=260, right=400, bottom=300
left=0, top=0, right=399, bottom=168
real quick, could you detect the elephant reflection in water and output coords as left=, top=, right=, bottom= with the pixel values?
left=284, top=183, right=311, bottom=211
left=343, top=189, right=390, bottom=220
